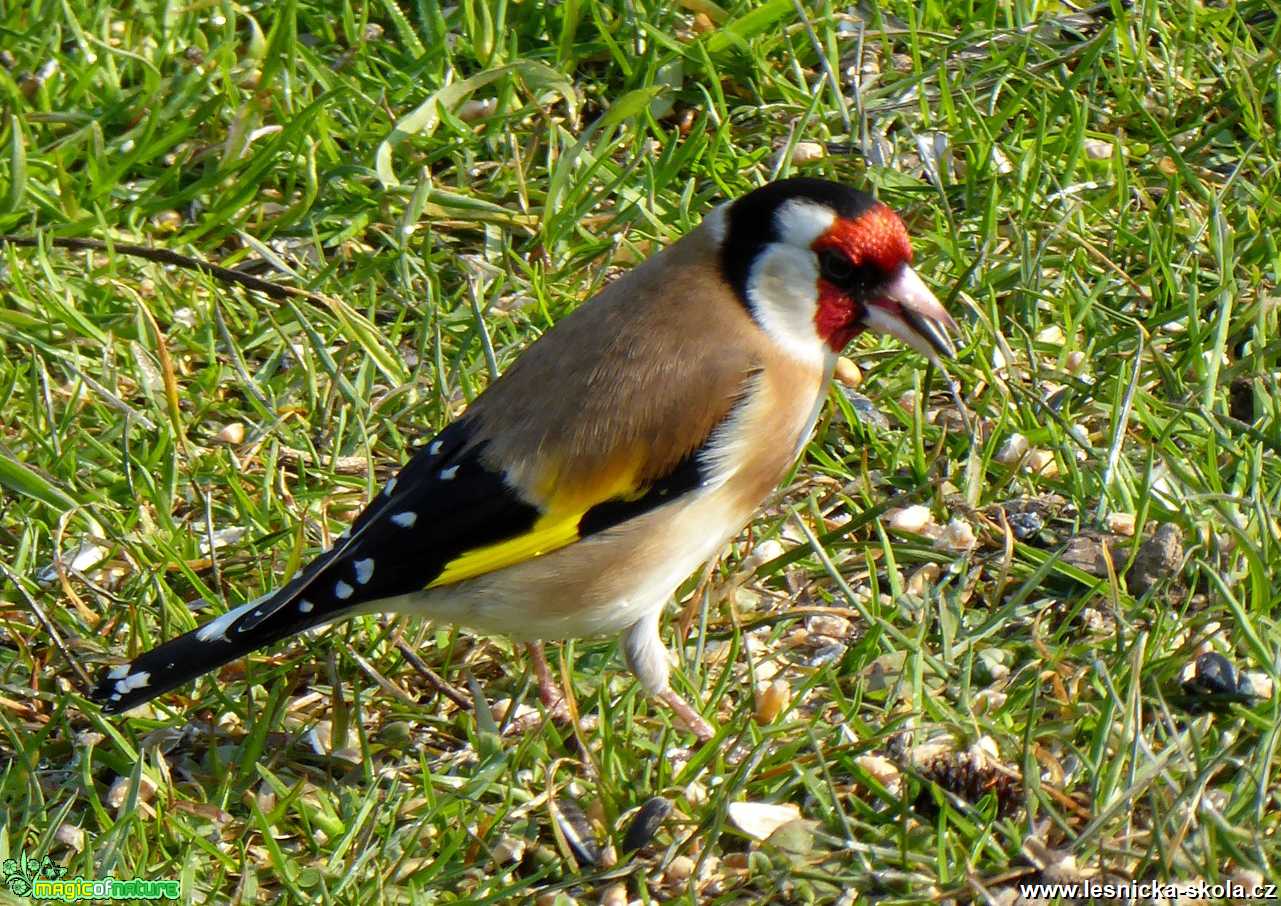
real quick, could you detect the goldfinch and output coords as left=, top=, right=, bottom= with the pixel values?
left=90, top=177, right=957, bottom=739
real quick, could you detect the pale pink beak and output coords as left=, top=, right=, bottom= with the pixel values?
left=862, top=265, right=959, bottom=366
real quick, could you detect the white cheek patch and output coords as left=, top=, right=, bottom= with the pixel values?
left=746, top=244, right=829, bottom=366
left=741, top=198, right=841, bottom=365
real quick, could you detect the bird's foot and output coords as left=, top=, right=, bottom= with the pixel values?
left=527, top=641, right=572, bottom=723
left=658, top=688, right=715, bottom=742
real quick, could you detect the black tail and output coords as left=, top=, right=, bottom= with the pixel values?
left=91, top=583, right=352, bottom=714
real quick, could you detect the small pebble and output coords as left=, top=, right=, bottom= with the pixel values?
left=727, top=801, right=801, bottom=840
left=1026, top=449, right=1058, bottom=476
left=886, top=505, right=936, bottom=536
left=1035, top=324, right=1066, bottom=345
left=216, top=422, right=246, bottom=445
left=1184, top=652, right=1239, bottom=696
left=1083, top=138, right=1113, bottom=160
left=994, top=433, right=1029, bottom=465
left=854, top=754, right=901, bottom=794
left=906, top=562, right=940, bottom=596
left=458, top=98, right=497, bottom=121
left=664, top=854, right=696, bottom=886
left=789, top=141, right=825, bottom=165
left=491, top=835, right=526, bottom=864
left=107, top=774, right=157, bottom=809
left=1242, top=671, right=1273, bottom=699
left=151, top=209, right=183, bottom=232
left=1129, top=523, right=1182, bottom=593
left=1106, top=512, right=1136, bottom=536
left=1179, top=651, right=1258, bottom=713
left=935, top=518, right=977, bottom=552
left=55, top=823, right=85, bottom=852
left=753, top=679, right=791, bottom=725
left=740, top=538, right=784, bottom=573
left=1007, top=510, right=1043, bottom=539
left=598, top=883, right=627, bottom=906
left=806, top=613, right=851, bottom=639
left=834, top=355, right=861, bottom=388
left=973, top=689, right=1007, bottom=713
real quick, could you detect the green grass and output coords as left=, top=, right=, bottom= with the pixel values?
left=1, top=0, right=1279, bottom=902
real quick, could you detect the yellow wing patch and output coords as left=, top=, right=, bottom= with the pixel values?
left=426, top=511, right=582, bottom=587
left=426, top=450, right=647, bottom=588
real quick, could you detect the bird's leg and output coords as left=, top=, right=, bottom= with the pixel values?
left=526, top=641, right=570, bottom=719
left=623, top=610, right=715, bottom=742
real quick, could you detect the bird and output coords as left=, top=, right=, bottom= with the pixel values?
left=89, top=177, right=958, bottom=740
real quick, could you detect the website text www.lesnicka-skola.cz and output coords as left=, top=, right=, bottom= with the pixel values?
left=1018, top=878, right=1279, bottom=902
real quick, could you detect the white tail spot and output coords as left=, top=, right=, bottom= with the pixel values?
left=334, top=580, right=354, bottom=600
left=115, top=671, right=150, bottom=693
left=299, top=599, right=314, bottom=613
left=440, top=465, right=459, bottom=480
left=391, top=511, right=417, bottom=528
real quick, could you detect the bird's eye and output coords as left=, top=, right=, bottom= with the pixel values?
left=820, top=250, right=854, bottom=283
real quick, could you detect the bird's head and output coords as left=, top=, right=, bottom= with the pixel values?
left=718, top=178, right=958, bottom=366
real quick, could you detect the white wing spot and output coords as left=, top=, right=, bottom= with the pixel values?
left=391, top=511, right=417, bottom=528
left=354, top=558, right=375, bottom=584
left=384, top=477, right=397, bottom=495
left=108, top=664, right=130, bottom=679
left=440, top=465, right=459, bottom=480
left=429, top=441, right=443, bottom=455
left=334, top=580, right=354, bottom=600
left=299, top=599, right=314, bottom=613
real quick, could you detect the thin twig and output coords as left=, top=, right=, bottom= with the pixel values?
left=0, top=234, right=330, bottom=305
left=392, top=636, right=472, bottom=711
left=348, top=650, right=417, bottom=706
left=0, top=563, right=94, bottom=692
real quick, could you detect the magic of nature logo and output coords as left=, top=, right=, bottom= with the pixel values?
left=3, top=850, right=180, bottom=901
